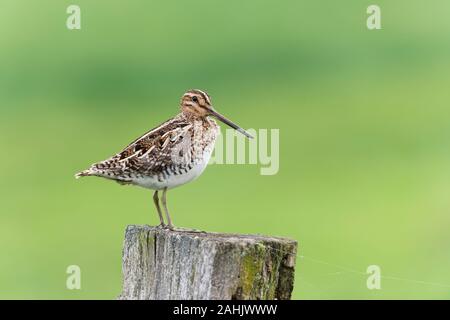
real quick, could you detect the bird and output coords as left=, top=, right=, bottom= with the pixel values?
left=75, top=89, right=253, bottom=230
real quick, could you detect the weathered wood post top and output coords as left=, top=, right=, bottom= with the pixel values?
left=118, top=225, right=298, bottom=300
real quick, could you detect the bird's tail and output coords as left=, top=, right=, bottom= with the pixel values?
left=74, top=169, right=94, bottom=179
left=75, top=159, right=124, bottom=180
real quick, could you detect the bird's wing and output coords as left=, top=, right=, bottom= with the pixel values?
left=82, top=115, right=193, bottom=180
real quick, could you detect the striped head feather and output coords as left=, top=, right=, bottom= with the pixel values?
left=180, top=89, right=212, bottom=118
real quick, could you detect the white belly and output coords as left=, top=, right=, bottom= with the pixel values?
left=134, top=159, right=208, bottom=190
left=132, top=145, right=214, bottom=190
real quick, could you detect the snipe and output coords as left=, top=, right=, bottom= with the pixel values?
left=75, top=89, right=253, bottom=230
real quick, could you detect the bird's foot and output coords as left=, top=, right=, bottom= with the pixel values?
left=165, top=226, right=207, bottom=233
left=155, top=223, right=167, bottom=229
left=165, top=224, right=176, bottom=231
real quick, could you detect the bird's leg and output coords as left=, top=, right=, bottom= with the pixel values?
left=159, top=188, right=206, bottom=233
left=161, top=187, right=175, bottom=230
left=153, top=190, right=166, bottom=228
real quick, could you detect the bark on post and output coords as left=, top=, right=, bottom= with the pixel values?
left=118, top=225, right=298, bottom=300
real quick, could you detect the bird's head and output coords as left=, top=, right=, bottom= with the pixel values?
left=180, top=89, right=253, bottom=139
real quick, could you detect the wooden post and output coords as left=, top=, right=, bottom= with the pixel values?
left=118, top=225, right=298, bottom=300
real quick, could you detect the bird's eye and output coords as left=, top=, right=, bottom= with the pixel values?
left=192, top=96, right=198, bottom=103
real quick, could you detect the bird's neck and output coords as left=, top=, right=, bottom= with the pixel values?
left=180, top=110, right=208, bottom=122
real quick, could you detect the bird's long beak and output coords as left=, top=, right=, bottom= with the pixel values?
left=209, top=108, right=254, bottom=139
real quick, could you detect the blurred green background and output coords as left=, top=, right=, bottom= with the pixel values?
left=1, top=0, right=450, bottom=299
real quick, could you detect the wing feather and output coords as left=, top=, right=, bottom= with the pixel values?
left=81, top=114, right=193, bottom=180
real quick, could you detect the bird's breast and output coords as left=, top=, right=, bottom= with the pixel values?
left=132, top=119, right=219, bottom=190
